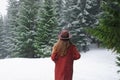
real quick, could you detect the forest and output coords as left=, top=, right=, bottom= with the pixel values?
left=0, top=0, right=120, bottom=66
left=0, top=0, right=102, bottom=58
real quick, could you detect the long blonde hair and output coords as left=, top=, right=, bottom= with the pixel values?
left=52, top=39, right=72, bottom=56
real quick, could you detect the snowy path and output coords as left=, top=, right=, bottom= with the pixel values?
left=0, top=49, right=119, bottom=80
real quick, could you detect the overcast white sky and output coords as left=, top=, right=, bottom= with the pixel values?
left=0, top=0, right=8, bottom=16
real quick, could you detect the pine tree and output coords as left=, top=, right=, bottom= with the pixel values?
left=88, top=0, right=120, bottom=53
left=0, top=14, right=6, bottom=58
left=88, top=0, right=120, bottom=74
left=55, top=0, right=66, bottom=27
left=49, top=0, right=65, bottom=46
left=63, top=0, right=91, bottom=51
left=34, top=0, right=57, bottom=57
left=83, top=0, right=101, bottom=47
left=5, top=0, right=19, bottom=57
left=15, top=0, right=39, bottom=58
left=81, top=0, right=101, bottom=27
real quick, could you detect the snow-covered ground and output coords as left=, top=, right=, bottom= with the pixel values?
left=0, top=49, right=119, bottom=80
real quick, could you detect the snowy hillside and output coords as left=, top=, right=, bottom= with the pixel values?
left=0, top=49, right=119, bottom=80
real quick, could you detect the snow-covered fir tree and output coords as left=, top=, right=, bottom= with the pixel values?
left=49, top=0, right=66, bottom=46
left=0, top=14, right=6, bottom=58
left=15, top=0, right=39, bottom=58
left=81, top=0, right=101, bottom=27
left=84, top=0, right=101, bottom=46
left=55, top=0, right=66, bottom=27
left=63, top=0, right=86, bottom=51
left=4, top=0, right=19, bottom=57
left=35, top=0, right=57, bottom=57
left=63, top=0, right=101, bottom=52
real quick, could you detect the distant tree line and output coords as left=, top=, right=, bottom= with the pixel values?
left=0, top=0, right=101, bottom=58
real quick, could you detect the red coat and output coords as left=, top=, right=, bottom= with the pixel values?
left=51, top=45, right=81, bottom=80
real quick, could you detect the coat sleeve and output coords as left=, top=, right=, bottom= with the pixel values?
left=51, top=44, right=59, bottom=62
left=51, top=53, right=58, bottom=62
left=72, top=45, right=81, bottom=60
